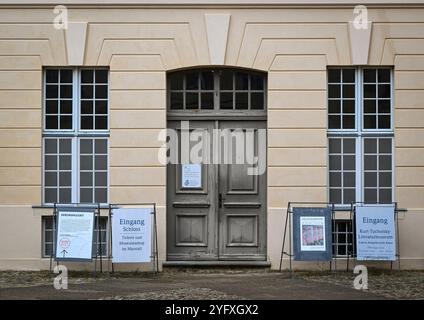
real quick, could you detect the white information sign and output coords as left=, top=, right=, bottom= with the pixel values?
left=182, top=164, right=202, bottom=188
left=356, top=205, right=396, bottom=261
left=55, top=210, right=95, bottom=261
left=300, top=216, right=326, bottom=251
left=112, top=208, right=152, bottom=263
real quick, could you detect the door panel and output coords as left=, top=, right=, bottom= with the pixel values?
left=167, top=121, right=217, bottom=260
left=218, top=121, right=266, bottom=260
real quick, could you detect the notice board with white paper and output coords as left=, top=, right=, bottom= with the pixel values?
left=356, top=205, right=396, bottom=261
left=112, top=208, right=152, bottom=263
left=55, top=209, right=95, bottom=261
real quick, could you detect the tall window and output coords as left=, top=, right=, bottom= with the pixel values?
left=168, top=68, right=266, bottom=111
left=328, top=68, right=393, bottom=205
left=43, top=68, right=109, bottom=204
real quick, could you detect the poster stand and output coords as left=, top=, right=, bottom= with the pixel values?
left=347, top=202, right=401, bottom=272
left=49, top=203, right=102, bottom=276
left=278, top=202, right=336, bottom=276
left=107, top=203, right=159, bottom=275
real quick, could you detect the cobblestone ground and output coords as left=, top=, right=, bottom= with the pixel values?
left=298, top=270, right=424, bottom=300
left=100, top=288, right=243, bottom=300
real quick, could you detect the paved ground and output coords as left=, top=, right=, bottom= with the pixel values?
left=2, top=269, right=416, bottom=300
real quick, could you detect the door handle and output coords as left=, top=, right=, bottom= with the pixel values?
left=218, top=193, right=225, bottom=208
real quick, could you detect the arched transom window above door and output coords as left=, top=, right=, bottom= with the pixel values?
left=167, top=68, right=267, bottom=111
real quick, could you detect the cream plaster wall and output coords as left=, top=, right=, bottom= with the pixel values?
left=0, top=6, right=423, bottom=270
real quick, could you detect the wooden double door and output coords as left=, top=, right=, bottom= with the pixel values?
left=167, top=120, right=266, bottom=261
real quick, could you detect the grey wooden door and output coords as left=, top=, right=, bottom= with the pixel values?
left=167, top=120, right=266, bottom=261
left=218, top=121, right=267, bottom=260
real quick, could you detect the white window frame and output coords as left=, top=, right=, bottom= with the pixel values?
left=42, top=67, right=110, bottom=205
left=327, top=67, right=395, bottom=208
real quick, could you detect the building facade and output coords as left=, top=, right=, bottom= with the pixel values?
left=0, top=0, right=424, bottom=271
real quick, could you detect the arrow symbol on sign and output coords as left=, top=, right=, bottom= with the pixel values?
left=60, top=249, right=68, bottom=258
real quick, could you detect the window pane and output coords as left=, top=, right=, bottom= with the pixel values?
left=80, top=155, right=93, bottom=170
left=81, top=100, right=93, bottom=114
left=328, top=85, right=340, bottom=98
left=46, top=85, right=58, bottom=99
left=95, top=116, right=108, bottom=130
left=364, top=155, right=377, bottom=170
left=220, top=70, right=233, bottom=90
left=379, top=172, right=392, bottom=188
left=343, top=172, right=355, bottom=188
left=45, top=139, right=57, bottom=154
left=378, top=69, right=390, bottom=83
left=95, top=188, right=107, bottom=203
left=364, top=189, right=377, bottom=203
left=343, top=69, right=355, bottom=83
left=379, top=155, right=392, bottom=170
left=95, top=155, right=107, bottom=170
left=343, top=139, right=355, bottom=153
left=250, top=92, right=264, bottom=109
left=60, top=115, right=72, bottom=129
left=342, top=115, right=355, bottom=129
left=343, top=100, right=355, bottom=114
left=329, top=139, right=341, bottom=153
left=343, top=189, right=355, bottom=204
left=328, top=100, right=340, bottom=114
left=80, top=188, right=93, bottom=203
left=46, top=116, right=58, bottom=129
left=235, top=72, right=248, bottom=90
left=379, top=139, right=392, bottom=154
left=95, top=139, right=108, bottom=154
left=95, top=172, right=107, bottom=186
left=378, top=115, right=390, bottom=129
left=46, top=70, right=58, bottom=83
left=81, top=70, right=94, bottom=83
left=81, top=85, right=93, bottom=99
left=201, top=92, right=214, bottom=109
left=342, top=85, right=355, bottom=98
left=200, top=71, right=214, bottom=90
left=328, top=69, right=341, bottom=83
left=186, top=73, right=198, bottom=90
left=364, top=115, right=376, bottom=129
left=95, top=70, right=108, bottom=84
left=186, top=92, right=198, bottom=109
left=364, top=69, right=376, bottom=82
left=378, top=100, right=390, bottom=114
left=220, top=92, right=233, bottom=109
left=328, top=115, right=341, bottom=129
left=45, top=155, right=57, bottom=170
left=250, top=74, right=264, bottom=90
left=59, top=139, right=71, bottom=153
left=378, top=84, right=391, bottom=99
left=80, top=139, right=93, bottom=154
left=45, top=172, right=57, bottom=187
left=364, top=139, right=377, bottom=153
left=330, top=189, right=341, bottom=203
left=169, top=73, right=183, bottom=90
left=235, top=92, right=248, bottom=109
left=59, top=172, right=71, bottom=186
left=81, top=116, right=93, bottom=129
left=80, top=172, right=93, bottom=187
left=60, top=85, right=72, bottom=98
left=330, top=172, right=341, bottom=187
left=343, top=155, right=355, bottom=170
left=329, top=155, right=341, bottom=170
left=95, top=85, right=107, bottom=99
left=46, top=100, right=58, bottom=114
left=60, top=100, right=72, bottom=114
left=45, top=188, right=57, bottom=203
left=364, top=100, right=376, bottom=113
left=364, top=172, right=377, bottom=188
left=379, top=189, right=392, bottom=204
left=59, top=155, right=71, bottom=170
left=364, top=84, right=376, bottom=98
left=60, top=70, right=72, bottom=83
left=59, top=188, right=71, bottom=202
left=170, top=92, right=183, bottom=109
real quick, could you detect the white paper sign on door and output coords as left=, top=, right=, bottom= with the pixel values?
left=181, top=164, right=202, bottom=188
left=112, top=208, right=152, bottom=263
left=55, top=210, right=95, bottom=261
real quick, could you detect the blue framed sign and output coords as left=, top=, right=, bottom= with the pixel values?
left=293, top=207, right=333, bottom=261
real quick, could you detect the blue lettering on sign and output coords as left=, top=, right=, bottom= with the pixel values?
left=119, top=219, right=145, bottom=226
left=362, top=217, right=388, bottom=225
